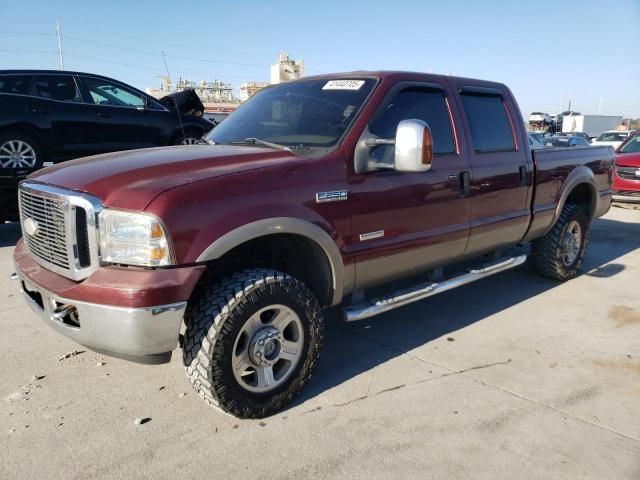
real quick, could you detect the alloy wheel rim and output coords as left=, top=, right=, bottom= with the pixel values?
left=0, top=140, right=37, bottom=168
left=232, top=304, right=304, bottom=393
left=180, top=137, right=200, bottom=145
left=561, top=220, right=582, bottom=266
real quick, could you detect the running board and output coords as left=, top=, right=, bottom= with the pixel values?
left=343, top=255, right=527, bottom=322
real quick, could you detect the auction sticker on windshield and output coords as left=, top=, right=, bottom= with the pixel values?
left=323, top=80, right=365, bottom=90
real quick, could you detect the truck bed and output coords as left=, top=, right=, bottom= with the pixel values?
left=526, top=145, right=614, bottom=240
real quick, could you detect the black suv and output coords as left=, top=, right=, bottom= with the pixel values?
left=0, top=70, right=214, bottom=220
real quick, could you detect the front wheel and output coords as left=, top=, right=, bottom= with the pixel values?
left=183, top=269, right=324, bottom=418
left=530, top=204, right=590, bottom=280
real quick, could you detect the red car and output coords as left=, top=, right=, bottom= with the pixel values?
left=613, top=131, right=640, bottom=203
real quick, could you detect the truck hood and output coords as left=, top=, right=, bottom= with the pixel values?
left=615, top=152, right=640, bottom=168
left=29, top=145, right=297, bottom=211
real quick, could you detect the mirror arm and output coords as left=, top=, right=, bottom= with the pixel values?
left=365, top=138, right=395, bottom=147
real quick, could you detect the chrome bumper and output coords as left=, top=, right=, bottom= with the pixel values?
left=15, top=267, right=186, bottom=362
left=613, top=193, right=640, bottom=204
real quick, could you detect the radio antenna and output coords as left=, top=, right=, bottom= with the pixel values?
left=161, top=50, right=186, bottom=143
left=56, top=19, right=65, bottom=70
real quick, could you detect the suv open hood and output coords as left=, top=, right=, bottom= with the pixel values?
left=28, top=145, right=298, bottom=211
left=158, top=88, right=205, bottom=117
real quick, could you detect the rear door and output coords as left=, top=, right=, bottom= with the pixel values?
left=453, top=85, right=532, bottom=255
left=348, top=82, right=471, bottom=289
left=78, top=75, right=165, bottom=150
left=30, top=74, right=102, bottom=160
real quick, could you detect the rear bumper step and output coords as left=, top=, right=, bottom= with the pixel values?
left=343, top=255, right=527, bottom=322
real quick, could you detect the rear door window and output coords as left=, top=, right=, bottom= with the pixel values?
left=460, top=93, right=515, bottom=152
left=0, top=75, right=32, bottom=95
left=32, top=75, right=81, bottom=102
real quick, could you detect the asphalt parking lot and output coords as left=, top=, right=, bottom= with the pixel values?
left=1, top=206, right=639, bottom=480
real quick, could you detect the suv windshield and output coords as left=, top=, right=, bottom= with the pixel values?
left=206, top=78, right=376, bottom=153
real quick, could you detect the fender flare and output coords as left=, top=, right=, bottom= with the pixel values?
left=195, top=217, right=345, bottom=305
left=552, top=165, right=599, bottom=225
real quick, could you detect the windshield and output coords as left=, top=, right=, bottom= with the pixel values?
left=206, top=78, right=376, bottom=152
left=597, top=132, right=627, bottom=142
left=619, top=134, right=640, bottom=153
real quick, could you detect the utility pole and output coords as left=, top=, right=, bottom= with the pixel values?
left=56, top=19, right=64, bottom=70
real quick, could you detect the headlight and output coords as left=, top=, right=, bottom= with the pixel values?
left=99, top=209, right=173, bottom=267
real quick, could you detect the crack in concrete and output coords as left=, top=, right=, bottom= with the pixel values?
left=327, top=323, right=640, bottom=444
left=328, top=360, right=508, bottom=409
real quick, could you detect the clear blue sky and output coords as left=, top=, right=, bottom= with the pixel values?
left=1, top=0, right=639, bottom=118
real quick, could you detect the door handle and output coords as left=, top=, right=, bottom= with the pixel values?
left=97, top=112, right=111, bottom=119
left=31, top=107, right=48, bottom=115
left=459, top=171, right=471, bottom=197
left=519, top=165, right=528, bottom=186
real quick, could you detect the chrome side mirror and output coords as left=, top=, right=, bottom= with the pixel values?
left=394, top=119, right=433, bottom=172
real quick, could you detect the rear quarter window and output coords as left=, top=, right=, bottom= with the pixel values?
left=0, top=75, right=31, bottom=95
left=461, top=93, right=515, bottom=152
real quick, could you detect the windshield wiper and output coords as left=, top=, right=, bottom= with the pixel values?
left=238, top=137, right=292, bottom=152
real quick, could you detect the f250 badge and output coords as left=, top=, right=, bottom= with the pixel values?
left=316, top=190, right=348, bottom=203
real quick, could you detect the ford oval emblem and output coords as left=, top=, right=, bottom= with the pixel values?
left=23, top=217, right=39, bottom=236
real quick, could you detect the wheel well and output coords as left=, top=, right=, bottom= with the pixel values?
left=0, top=123, right=44, bottom=143
left=169, top=127, right=202, bottom=145
left=565, top=183, right=595, bottom=217
left=196, top=234, right=334, bottom=307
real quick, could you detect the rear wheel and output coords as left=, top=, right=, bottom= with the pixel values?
left=171, top=128, right=203, bottom=145
left=183, top=269, right=324, bottom=418
left=531, top=204, right=590, bottom=280
left=0, top=132, right=44, bottom=169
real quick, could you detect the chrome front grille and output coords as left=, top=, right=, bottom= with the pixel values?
left=18, top=182, right=102, bottom=281
left=616, top=167, right=640, bottom=182
left=19, top=189, right=70, bottom=269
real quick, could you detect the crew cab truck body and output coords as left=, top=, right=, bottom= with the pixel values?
left=13, top=72, right=613, bottom=418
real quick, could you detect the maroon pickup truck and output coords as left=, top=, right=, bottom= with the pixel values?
left=13, top=71, right=613, bottom=418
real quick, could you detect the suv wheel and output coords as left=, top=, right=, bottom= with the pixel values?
left=0, top=133, right=43, bottom=169
left=530, top=204, right=590, bottom=280
left=183, top=269, right=324, bottom=418
left=172, top=128, right=202, bottom=145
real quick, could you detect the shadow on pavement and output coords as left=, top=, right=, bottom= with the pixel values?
left=0, top=222, right=21, bottom=248
left=294, top=215, right=640, bottom=407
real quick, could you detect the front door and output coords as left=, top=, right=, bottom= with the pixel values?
left=347, top=83, right=471, bottom=290
left=78, top=76, right=163, bottom=152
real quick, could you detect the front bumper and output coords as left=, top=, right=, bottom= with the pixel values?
left=15, top=267, right=187, bottom=363
left=13, top=240, right=205, bottom=363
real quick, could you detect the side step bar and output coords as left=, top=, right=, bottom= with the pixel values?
left=343, top=255, right=527, bottom=322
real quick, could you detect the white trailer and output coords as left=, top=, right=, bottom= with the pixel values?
left=562, top=115, right=623, bottom=138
